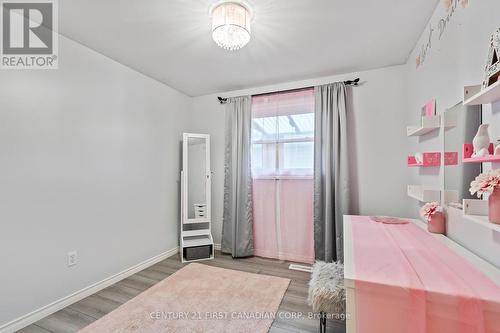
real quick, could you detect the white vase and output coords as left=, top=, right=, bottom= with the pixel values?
left=472, top=124, right=490, bottom=157
left=495, top=145, right=500, bottom=156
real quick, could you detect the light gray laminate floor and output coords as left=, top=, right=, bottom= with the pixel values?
left=18, top=251, right=346, bottom=333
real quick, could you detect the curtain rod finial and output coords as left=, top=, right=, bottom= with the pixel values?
left=218, top=96, right=228, bottom=104
left=344, top=78, right=360, bottom=86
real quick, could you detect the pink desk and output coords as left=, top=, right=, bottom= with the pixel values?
left=343, top=215, right=500, bottom=333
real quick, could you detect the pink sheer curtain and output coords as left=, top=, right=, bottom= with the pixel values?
left=251, top=89, right=315, bottom=264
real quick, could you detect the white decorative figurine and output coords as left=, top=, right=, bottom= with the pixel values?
left=472, top=124, right=490, bottom=157
left=414, top=152, right=423, bottom=164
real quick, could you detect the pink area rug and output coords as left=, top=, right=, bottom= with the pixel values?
left=79, top=263, right=290, bottom=333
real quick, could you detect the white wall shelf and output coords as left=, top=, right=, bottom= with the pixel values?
left=407, top=185, right=441, bottom=202
left=463, top=198, right=488, bottom=215
left=462, top=214, right=500, bottom=233
left=406, top=115, right=441, bottom=137
left=461, top=198, right=500, bottom=231
left=463, top=81, right=500, bottom=106
left=444, top=190, right=459, bottom=204
left=407, top=186, right=458, bottom=203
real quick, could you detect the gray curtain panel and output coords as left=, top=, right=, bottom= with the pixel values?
left=313, top=83, right=350, bottom=262
left=221, top=96, right=254, bottom=258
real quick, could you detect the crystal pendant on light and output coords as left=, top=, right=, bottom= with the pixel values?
left=211, top=1, right=252, bottom=51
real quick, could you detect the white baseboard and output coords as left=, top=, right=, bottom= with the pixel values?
left=0, top=247, right=179, bottom=333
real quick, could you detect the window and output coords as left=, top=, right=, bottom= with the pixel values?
left=251, top=88, right=315, bottom=263
left=251, top=89, right=314, bottom=177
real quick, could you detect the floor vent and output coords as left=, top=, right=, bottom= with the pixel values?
left=288, top=264, right=312, bottom=273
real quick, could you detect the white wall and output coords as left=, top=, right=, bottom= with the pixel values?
left=404, top=0, right=500, bottom=265
left=189, top=65, right=409, bottom=244
left=0, top=35, right=190, bottom=327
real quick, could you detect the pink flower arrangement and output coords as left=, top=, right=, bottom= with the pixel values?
left=420, top=202, right=441, bottom=222
left=469, top=169, right=500, bottom=197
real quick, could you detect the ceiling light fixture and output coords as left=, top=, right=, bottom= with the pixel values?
left=210, top=1, right=252, bottom=51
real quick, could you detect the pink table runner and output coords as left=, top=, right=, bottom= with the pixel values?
left=351, top=216, right=500, bottom=333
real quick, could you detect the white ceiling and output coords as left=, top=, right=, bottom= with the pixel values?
left=59, top=0, right=438, bottom=96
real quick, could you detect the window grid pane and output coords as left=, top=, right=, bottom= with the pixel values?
left=252, top=112, right=314, bottom=177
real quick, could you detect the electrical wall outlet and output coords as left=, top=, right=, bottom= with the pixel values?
left=68, top=251, right=77, bottom=267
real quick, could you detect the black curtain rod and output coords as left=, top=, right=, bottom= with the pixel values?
left=217, top=78, right=360, bottom=104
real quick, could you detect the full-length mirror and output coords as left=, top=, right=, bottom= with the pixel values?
left=444, top=103, right=482, bottom=204
left=182, top=133, right=211, bottom=222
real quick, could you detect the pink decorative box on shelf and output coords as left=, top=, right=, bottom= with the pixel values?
left=463, top=143, right=500, bottom=163
left=408, top=152, right=441, bottom=167
left=444, top=152, right=458, bottom=166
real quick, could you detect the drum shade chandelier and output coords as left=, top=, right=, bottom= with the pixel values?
left=211, top=1, right=252, bottom=51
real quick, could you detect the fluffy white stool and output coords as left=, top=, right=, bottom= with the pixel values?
left=308, top=261, right=346, bottom=333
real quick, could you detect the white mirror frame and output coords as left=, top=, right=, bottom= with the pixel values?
left=182, top=133, right=211, bottom=224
